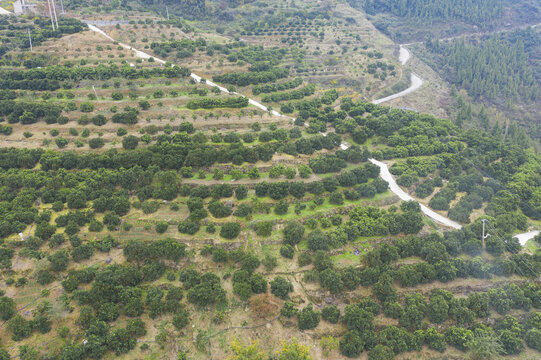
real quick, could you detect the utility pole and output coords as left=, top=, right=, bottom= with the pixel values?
left=481, top=219, right=490, bottom=250
left=28, top=28, right=32, bottom=51
left=51, top=0, right=59, bottom=29
left=47, top=0, right=55, bottom=31
left=59, top=0, right=65, bottom=14
left=92, top=85, right=98, bottom=99
left=166, top=5, right=169, bottom=20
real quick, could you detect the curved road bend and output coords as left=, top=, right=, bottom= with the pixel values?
left=372, top=45, right=424, bottom=105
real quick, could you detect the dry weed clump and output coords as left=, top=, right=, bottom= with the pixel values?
left=248, top=293, right=281, bottom=319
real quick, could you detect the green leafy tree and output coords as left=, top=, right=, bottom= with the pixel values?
left=313, top=251, right=333, bottom=272
left=321, top=305, right=340, bottom=324
left=106, top=328, right=136, bottom=355
left=274, top=200, right=289, bottom=215
left=424, top=328, right=446, bottom=352
left=122, top=135, right=139, bottom=149
left=297, top=303, right=320, bottom=330
left=7, top=314, right=32, bottom=341
left=280, top=245, right=294, bottom=259
left=283, top=222, right=305, bottom=246
left=241, top=254, right=260, bottom=273
left=466, top=332, right=504, bottom=360
left=372, top=275, right=397, bottom=304
left=307, top=229, right=329, bottom=251
left=340, top=330, right=364, bottom=357
left=0, top=296, right=16, bottom=321
left=234, top=282, right=252, bottom=301
left=155, top=221, right=169, bottom=234
left=368, top=344, right=394, bottom=360
left=319, top=268, right=344, bottom=294
left=270, top=276, right=293, bottom=299
left=444, top=326, right=473, bottom=351
left=525, top=328, right=541, bottom=351
left=220, top=222, right=240, bottom=239
left=249, top=273, right=267, bottom=294
left=77, top=306, right=95, bottom=329
left=428, top=295, right=449, bottom=324
left=172, top=309, right=189, bottom=330
left=48, top=250, right=69, bottom=272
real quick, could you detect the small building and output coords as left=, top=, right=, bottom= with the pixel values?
left=13, top=0, right=38, bottom=15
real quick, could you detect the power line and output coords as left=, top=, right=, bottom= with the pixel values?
left=461, top=217, right=541, bottom=311
left=27, top=28, right=32, bottom=51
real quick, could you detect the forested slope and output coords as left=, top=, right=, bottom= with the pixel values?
left=348, top=0, right=541, bottom=42
left=419, top=28, right=540, bottom=141
left=425, top=36, right=538, bottom=103
left=362, top=0, right=504, bottom=24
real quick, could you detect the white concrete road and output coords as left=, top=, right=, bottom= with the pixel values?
left=372, top=73, right=424, bottom=105
left=0, top=6, right=12, bottom=15
left=368, top=158, right=540, bottom=244
left=372, top=44, right=424, bottom=105
left=369, top=158, right=462, bottom=229
left=514, top=231, right=540, bottom=246
left=398, top=45, right=410, bottom=65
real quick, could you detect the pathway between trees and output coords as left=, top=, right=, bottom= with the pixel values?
left=87, top=24, right=286, bottom=119
left=369, top=159, right=461, bottom=229
left=85, top=24, right=540, bottom=245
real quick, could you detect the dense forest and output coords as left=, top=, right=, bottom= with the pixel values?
left=420, top=28, right=541, bottom=142
left=425, top=37, right=538, bottom=102
left=348, top=0, right=541, bottom=42
left=359, top=0, right=504, bottom=24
